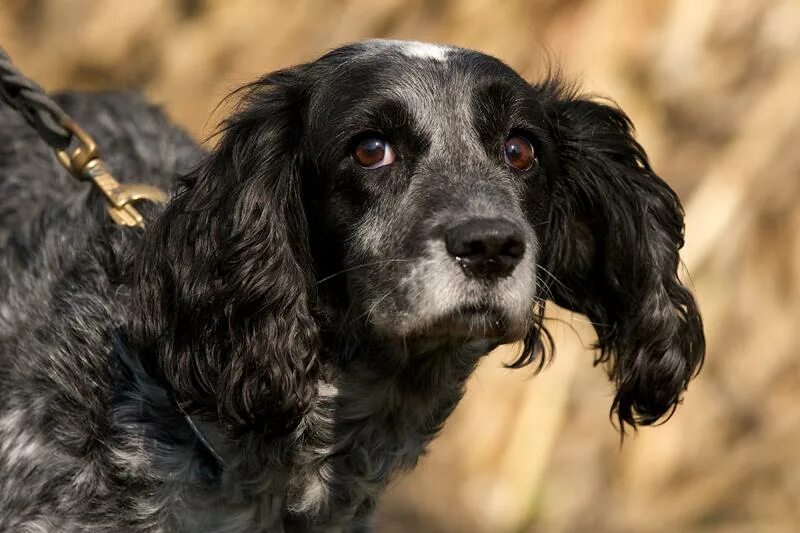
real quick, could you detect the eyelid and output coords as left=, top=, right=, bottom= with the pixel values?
left=348, top=130, right=388, bottom=151
left=507, top=128, right=536, bottom=143
left=509, top=124, right=552, bottom=148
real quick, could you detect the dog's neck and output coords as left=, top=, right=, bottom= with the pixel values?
left=280, top=335, right=492, bottom=527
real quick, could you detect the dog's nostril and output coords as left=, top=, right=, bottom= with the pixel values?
left=503, top=239, right=525, bottom=259
left=445, top=218, right=526, bottom=279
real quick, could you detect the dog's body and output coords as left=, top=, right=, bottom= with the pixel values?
left=0, top=40, right=704, bottom=532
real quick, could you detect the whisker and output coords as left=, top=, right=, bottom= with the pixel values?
left=541, top=316, right=587, bottom=346
left=350, top=285, right=400, bottom=326
left=533, top=276, right=608, bottom=328
left=679, top=258, right=697, bottom=292
left=316, top=258, right=416, bottom=286
left=542, top=313, right=609, bottom=328
left=535, top=276, right=556, bottom=303
left=570, top=314, right=608, bottom=327
left=532, top=295, right=548, bottom=306
left=536, top=264, right=568, bottom=292
left=332, top=299, right=358, bottom=345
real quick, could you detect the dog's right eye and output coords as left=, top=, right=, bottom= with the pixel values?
left=353, top=137, right=396, bottom=169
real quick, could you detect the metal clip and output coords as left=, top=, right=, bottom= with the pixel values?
left=55, top=119, right=166, bottom=229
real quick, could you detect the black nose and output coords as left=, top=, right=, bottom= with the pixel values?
left=445, top=218, right=526, bottom=279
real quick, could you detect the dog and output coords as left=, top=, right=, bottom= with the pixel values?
left=0, top=39, right=704, bottom=532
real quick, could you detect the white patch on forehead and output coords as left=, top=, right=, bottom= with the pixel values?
left=366, top=39, right=451, bottom=61
left=400, top=41, right=450, bottom=61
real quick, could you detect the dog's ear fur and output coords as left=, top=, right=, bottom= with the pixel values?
left=132, top=66, right=319, bottom=437
left=536, top=82, right=705, bottom=431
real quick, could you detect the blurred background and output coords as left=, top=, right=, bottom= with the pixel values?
left=2, top=0, right=799, bottom=531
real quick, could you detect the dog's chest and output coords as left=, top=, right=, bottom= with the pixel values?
left=157, top=369, right=465, bottom=532
left=279, top=378, right=445, bottom=529
left=159, top=381, right=431, bottom=532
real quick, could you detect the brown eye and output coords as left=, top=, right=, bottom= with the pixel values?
left=353, top=137, right=396, bottom=169
left=503, top=136, right=535, bottom=171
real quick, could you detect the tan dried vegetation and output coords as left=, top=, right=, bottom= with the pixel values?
left=2, top=1, right=798, bottom=531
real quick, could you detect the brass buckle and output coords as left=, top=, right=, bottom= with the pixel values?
left=55, top=119, right=166, bottom=229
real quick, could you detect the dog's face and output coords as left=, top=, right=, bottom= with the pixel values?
left=136, top=40, right=704, bottom=436
left=303, top=41, right=549, bottom=348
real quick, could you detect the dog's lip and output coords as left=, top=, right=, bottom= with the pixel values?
left=405, top=304, right=520, bottom=343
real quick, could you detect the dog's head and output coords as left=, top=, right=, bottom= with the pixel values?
left=134, top=40, right=704, bottom=436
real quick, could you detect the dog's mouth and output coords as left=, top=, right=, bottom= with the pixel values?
left=404, top=304, right=524, bottom=344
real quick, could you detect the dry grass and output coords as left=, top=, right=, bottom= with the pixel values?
left=2, top=0, right=799, bottom=530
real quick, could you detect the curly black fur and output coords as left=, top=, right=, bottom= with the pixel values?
left=131, top=66, right=320, bottom=439
left=535, top=81, right=705, bottom=427
left=0, top=40, right=704, bottom=532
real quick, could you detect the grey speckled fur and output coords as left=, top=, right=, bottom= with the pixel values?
left=0, top=40, right=704, bottom=532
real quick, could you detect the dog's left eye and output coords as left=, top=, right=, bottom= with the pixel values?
left=353, top=137, right=396, bottom=169
left=503, top=135, right=535, bottom=171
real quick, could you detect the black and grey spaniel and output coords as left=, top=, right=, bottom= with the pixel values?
left=0, top=40, right=704, bottom=532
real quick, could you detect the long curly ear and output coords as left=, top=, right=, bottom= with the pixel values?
left=537, top=82, right=705, bottom=431
left=132, top=67, right=318, bottom=437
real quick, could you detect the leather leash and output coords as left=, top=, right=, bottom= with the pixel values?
left=0, top=46, right=166, bottom=228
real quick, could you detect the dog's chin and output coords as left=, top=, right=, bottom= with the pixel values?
left=378, top=304, right=529, bottom=352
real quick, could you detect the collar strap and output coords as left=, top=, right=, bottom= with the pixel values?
left=172, top=398, right=230, bottom=470
left=111, top=332, right=229, bottom=470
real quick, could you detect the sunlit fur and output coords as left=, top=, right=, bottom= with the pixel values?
left=0, top=41, right=704, bottom=531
